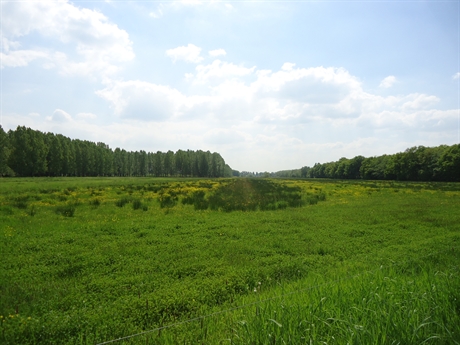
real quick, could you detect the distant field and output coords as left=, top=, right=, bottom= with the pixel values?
left=1, top=177, right=459, bottom=344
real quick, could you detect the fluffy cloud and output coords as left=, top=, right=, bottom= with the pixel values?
left=8, top=44, right=446, bottom=171
left=194, top=60, right=256, bottom=83
left=177, top=0, right=204, bottom=6
left=149, top=5, right=164, bottom=18
left=209, top=49, right=226, bottom=57
left=203, top=128, right=248, bottom=145
left=47, top=109, right=72, bottom=123
left=0, top=49, right=49, bottom=68
left=166, top=44, right=203, bottom=63
left=1, top=0, right=134, bottom=77
left=95, top=55, right=455, bottom=134
left=96, top=80, right=187, bottom=120
left=379, top=75, right=397, bottom=88
left=76, top=112, right=97, bottom=120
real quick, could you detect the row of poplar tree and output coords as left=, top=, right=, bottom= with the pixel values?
left=298, top=144, right=460, bottom=182
left=0, top=126, right=233, bottom=178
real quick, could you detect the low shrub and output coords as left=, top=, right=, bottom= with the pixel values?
left=159, top=193, right=178, bottom=208
left=132, top=199, right=142, bottom=210
left=13, top=196, right=29, bottom=209
left=89, top=198, right=101, bottom=207
left=55, top=204, right=76, bottom=217
left=115, top=197, right=130, bottom=208
left=28, top=206, right=37, bottom=217
left=182, top=190, right=209, bottom=210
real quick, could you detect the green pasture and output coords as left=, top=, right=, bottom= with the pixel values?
left=1, top=177, right=459, bottom=344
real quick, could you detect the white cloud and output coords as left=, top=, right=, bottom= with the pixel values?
left=1, top=38, right=21, bottom=52
left=209, top=49, right=226, bottom=57
left=203, top=128, right=247, bottom=145
left=0, top=50, right=49, bottom=68
left=401, top=94, right=439, bottom=110
left=1, top=0, right=134, bottom=78
left=96, top=80, right=186, bottom=120
left=149, top=5, right=164, bottom=18
left=166, top=44, right=203, bottom=63
left=452, top=72, right=460, bottom=80
left=179, top=0, right=203, bottom=6
left=76, top=112, right=97, bottom=120
left=194, top=60, right=256, bottom=83
left=50, top=58, right=457, bottom=171
left=48, top=109, right=72, bottom=123
left=95, top=62, right=453, bottom=136
left=281, top=62, right=295, bottom=71
left=379, top=75, right=397, bottom=88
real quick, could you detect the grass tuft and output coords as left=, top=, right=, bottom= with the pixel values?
left=115, top=197, right=130, bottom=207
left=55, top=204, right=76, bottom=217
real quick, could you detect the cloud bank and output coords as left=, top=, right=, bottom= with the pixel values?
left=1, top=1, right=457, bottom=172
left=1, top=0, right=134, bottom=78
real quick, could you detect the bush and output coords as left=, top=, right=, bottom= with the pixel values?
left=89, top=198, right=101, bottom=207
left=14, top=201, right=28, bottom=209
left=115, top=197, right=130, bottom=207
left=159, top=193, right=177, bottom=208
left=55, top=204, right=76, bottom=217
left=13, top=196, right=29, bottom=209
left=275, top=200, right=288, bottom=209
left=132, top=199, right=142, bottom=210
left=182, top=190, right=209, bottom=210
left=28, top=206, right=37, bottom=217
left=207, top=179, right=306, bottom=212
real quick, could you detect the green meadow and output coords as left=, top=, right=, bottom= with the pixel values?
left=1, top=177, right=459, bottom=344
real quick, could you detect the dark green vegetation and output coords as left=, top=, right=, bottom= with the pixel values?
left=1, top=177, right=459, bottom=344
left=275, top=144, right=460, bottom=182
left=184, top=179, right=309, bottom=211
left=0, top=125, right=231, bottom=177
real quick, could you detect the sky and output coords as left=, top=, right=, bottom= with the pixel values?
left=1, top=0, right=459, bottom=172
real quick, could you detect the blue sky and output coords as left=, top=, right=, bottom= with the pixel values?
left=1, top=0, right=459, bottom=172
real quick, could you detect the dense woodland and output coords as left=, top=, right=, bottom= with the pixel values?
left=274, top=144, right=460, bottom=182
left=1, top=125, right=459, bottom=181
left=0, top=126, right=232, bottom=177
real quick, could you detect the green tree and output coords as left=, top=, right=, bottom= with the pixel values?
left=8, top=126, right=48, bottom=176
left=46, top=133, right=63, bottom=176
left=164, top=150, right=175, bottom=176
left=437, top=144, right=460, bottom=182
left=345, top=155, right=364, bottom=179
left=0, top=125, right=13, bottom=176
left=59, top=135, right=75, bottom=176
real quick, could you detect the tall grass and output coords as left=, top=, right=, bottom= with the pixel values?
left=1, top=177, right=459, bottom=344
left=221, top=262, right=460, bottom=344
left=125, top=251, right=460, bottom=344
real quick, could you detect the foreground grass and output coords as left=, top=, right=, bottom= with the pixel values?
left=1, top=177, right=459, bottom=344
left=145, top=250, right=460, bottom=344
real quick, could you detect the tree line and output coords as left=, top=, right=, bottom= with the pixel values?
left=297, top=144, right=459, bottom=182
left=0, top=126, right=232, bottom=178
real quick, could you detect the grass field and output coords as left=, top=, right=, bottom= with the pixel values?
left=1, top=177, right=459, bottom=344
